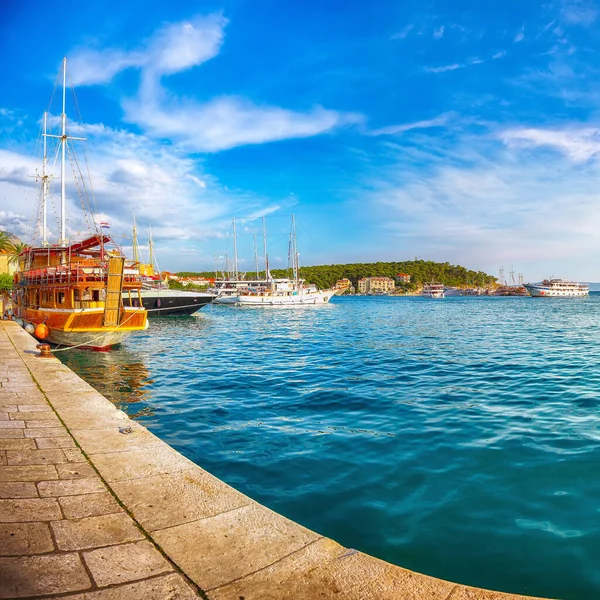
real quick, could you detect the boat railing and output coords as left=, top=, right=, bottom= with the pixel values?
left=19, top=265, right=141, bottom=287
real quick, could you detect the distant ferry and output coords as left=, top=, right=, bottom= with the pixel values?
left=444, top=287, right=462, bottom=297
left=422, top=283, right=445, bottom=298
left=524, top=279, right=589, bottom=298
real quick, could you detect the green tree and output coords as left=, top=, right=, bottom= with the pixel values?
left=8, top=242, right=27, bottom=266
left=0, top=232, right=12, bottom=253
left=0, top=273, right=13, bottom=291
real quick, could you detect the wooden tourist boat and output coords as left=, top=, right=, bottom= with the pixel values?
left=13, top=235, right=148, bottom=348
left=12, top=58, right=148, bottom=348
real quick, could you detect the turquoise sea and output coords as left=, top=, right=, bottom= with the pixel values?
left=59, top=296, right=600, bottom=599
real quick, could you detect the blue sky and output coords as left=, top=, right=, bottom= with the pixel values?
left=2, top=0, right=600, bottom=279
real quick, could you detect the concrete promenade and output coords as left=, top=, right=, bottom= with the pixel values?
left=0, top=320, right=545, bottom=600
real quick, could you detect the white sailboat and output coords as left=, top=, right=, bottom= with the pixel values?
left=215, top=215, right=336, bottom=306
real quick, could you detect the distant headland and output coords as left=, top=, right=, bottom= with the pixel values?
left=176, top=259, right=496, bottom=292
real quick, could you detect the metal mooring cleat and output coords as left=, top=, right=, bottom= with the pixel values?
left=36, top=343, right=52, bottom=358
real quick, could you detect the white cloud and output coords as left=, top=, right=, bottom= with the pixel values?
left=150, top=17, right=225, bottom=76
left=370, top=113, right=453, bottom=136
left=424, top=63, right=462, bottom=73
left=359, top=129, right=600, bottom=279
left=69, top=14, right=226, bottom=86
left=500, top=127, right=600, bottom=162
left=68, top=50, right=143, bottom=86
left=433, top=26, right=445, bottom=39
left=391, top=24, right=414, bottom=40
left=67, top=14, right=355, bottom=152
left=561, top=0, right=597, bottom=25
left=0, top=123, right=281, bottom=257
left=492, top=51, right=507, bottom=59
left=186, top=174, right=206, bottom=188
left=123, top=95, right=359, bottom=152
left=514, top=27, right=525, bottom=42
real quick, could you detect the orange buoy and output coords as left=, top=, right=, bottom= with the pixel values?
left=34, top=323, right=49, bottom=340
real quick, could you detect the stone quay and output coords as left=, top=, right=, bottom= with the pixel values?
left=0, top=321, right=544, bottom=599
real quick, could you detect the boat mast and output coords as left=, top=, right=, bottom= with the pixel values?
left=44, top=58, right=85, bottom=249
left=253, top=234, right=259, bottom=278
left=262, top=216, right=269, bottom=282
left=42, top=112, right=48, bottom=246
left=291, top=214, right=299, bottom=282
left=132, top=213, right=139, bottom=263
left=232, top=217, right=238, bottom=280
left=148, top=226, right=154, bottom=271
left=60, top=58, right=67, bottom=246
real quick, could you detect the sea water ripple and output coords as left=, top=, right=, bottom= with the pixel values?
left=59, top=296, right=600, bottom=599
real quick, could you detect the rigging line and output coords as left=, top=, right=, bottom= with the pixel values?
left=298, top=220, right=317, bottom=246
left=70, top=145, right=99, bottom=235
left=70, top=84, right=99, bottom=219
left=68, top=147, right=95, bottom=236
left=44, top=67, right=62, bottom=119
left=26, top=116, right=48, bottom=244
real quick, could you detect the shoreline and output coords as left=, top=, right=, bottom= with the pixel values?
left=0, top=320, right=544, bottom=599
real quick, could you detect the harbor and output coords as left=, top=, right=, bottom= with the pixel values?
left=53, top=295, right=600, bottom=600
left=0, top=318, right=544, bottom=599
left=2, top=1, right=600, bottom=598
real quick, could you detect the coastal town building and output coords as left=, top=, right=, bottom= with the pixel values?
left=335, top=278, right=351, bottom=290
left=0, top=250, right=16, bottom=276
left=358, top=277, right=395, bottom=294
left=396, top=273, right=411, bottom=283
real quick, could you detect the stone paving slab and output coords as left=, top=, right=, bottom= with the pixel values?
left=59, top=573, right=199, bottom=599
left=0, top=322, right=199, bottom=600
left=0, top=321, right=549, bottom=600
left=0, top=522, right=54, bottom=556
left=0, top=553, right=92, bottom=598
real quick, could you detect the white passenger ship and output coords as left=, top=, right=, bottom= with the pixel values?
left=524, top=279, right=589, bottom=298
left=422, top=283, right=445, bottom=298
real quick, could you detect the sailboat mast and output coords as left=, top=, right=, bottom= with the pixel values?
left=232, top=217, right=238, bottom=280
left=262, top=216, right=269, bottom=281
left=132, top=213, right=139, bottom=263
left=253, top=234, right=259, bottom=278
left=148, top=226, right=154, bottom=270
left=291, top=214, right=298, bottom=282
left=42, top=112, right=48, bottom=246
left=60, top=58, right=67, bottom=246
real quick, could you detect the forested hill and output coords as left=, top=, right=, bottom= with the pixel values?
left=177, top=260, right=496, bottom=290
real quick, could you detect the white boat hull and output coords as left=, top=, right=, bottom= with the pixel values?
left=229, top=288, right=336, bottom=306
left=422, top=292, right=445, bottom=298
left=524, top=285, right=588, bottom=298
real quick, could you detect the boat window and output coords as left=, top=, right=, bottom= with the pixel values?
left=92, top=290, right=100, bottom=302
left=57, top=292, right=65, bottom=304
